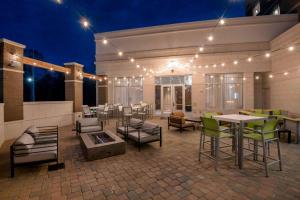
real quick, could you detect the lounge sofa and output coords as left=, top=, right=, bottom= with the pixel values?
left=116, top=118, right=143, bottom=140
left=127, top=121, right=162, bottom=151
left=168, top=111, right=195, bottom=132
left=10, top=126, right=59, bottom=177
left=76, top=118, right=103, bottom=135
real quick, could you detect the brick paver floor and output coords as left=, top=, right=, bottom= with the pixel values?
left=0, top=118, right=299, bottom=200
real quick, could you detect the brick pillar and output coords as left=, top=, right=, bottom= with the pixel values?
left=0, top=39, right=25, bottom=122
left=64, top=62, right=83, bottom=113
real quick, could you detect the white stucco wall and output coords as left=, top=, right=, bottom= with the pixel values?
left=269, top=23, right=300, bottom=114
left=0, top=104, right=4, bottom=147
left=4, top=101, right=73, bottom=140
left=95, top=15, right=298, bottom=113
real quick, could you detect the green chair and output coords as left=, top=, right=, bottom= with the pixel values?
left=199, top=117, right=236, bottom=171
left=203, top=112, right=219, bottom=118
left=243, top=119, right=282, bottom=177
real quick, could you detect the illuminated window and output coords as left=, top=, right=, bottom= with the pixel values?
left=205, top=74, right=243, bottom=110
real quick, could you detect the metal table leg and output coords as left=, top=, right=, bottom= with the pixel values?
left=296, top=121, right=299, bottom=144
left=238, top=121, right=244, bottom=169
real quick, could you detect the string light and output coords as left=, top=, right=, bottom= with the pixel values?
left=247, top=57, right=252, bottom=62
left=66, top=71, right=69, bottom=75
left=284, top=72, right=289, bottom=76
left=81, top=18, right=90, bottom=29
left=243, top=77, right=247, bottom=81
left=221, top=63, right=225, bottom=67
left=269, top=74, right=273, bottom=79
left=50, top=67, right=54, bottom=71
left=118, top=51, right=123, bottom=56
left=233, top=60, right=238, bottom=65
left=255, top=76, right=260, bottom=80
left=199, top=47, right=204, bottom=52
left=288, top=46, right=294, bottom=51
left=265, top=53, right=271, bottom=58
left=213, top=64, right=217, bottom=68
left=130, top=58, right=135, bottom=63
left=102, top=39, right=108, bottom=45
left=207, top=35, right=214, bottom=42
left=136, top=64, right=140, bottom=68
left=195, top=54, right=199, bottom=59
left=55, top=0, right=62, bottom=4
left=219, top=19, right=225, bottom=25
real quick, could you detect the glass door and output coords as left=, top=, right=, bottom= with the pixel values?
left=173, top=85, right=184, bottom=111
left=161, top=85, right=184, bottom=114
left=162, top=86, right=172, bottom=114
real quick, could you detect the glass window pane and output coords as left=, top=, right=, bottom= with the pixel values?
left=155, top=85, right=161, bottom=110
left=185, top=85, right=192, bottom=112
left=205, top=73, right=243, bottom=110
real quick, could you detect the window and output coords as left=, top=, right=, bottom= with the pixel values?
left=205, top=74, right=243, bottom=110
left=113, top=77, right=143, bottom=106
left=253, top=1, right=260, bottom=16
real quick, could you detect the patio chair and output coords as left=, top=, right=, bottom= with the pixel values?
left=97, top=106, right=109, bottom=125
left=243, top=119, right=282, bottom=177
left=122, top=106, right=133, bottom=125
left=199, top=117, right=236, bottom=171
left=10, top=126, right=59, bottom=177
left=76, top=118, right=103, bottom=135
left=136, top=106, right=147, bottom=121
left=116, top=118, right=143, bottom=140
left=82, top=105, right=94, bottom=118
left=127, top=121, right=162, bottom=151
left=168, top=111, right=195, bottom=133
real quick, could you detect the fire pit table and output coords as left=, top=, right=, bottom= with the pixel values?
left=80, top=130, right=126, bottom=161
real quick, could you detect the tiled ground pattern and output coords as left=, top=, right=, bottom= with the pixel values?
left=0, top=118, right=299, bottom=200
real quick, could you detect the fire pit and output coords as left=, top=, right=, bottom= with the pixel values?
left=80, top=130, right=125, bottom=161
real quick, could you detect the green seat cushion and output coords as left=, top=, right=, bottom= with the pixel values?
left=203, top=112, right=218, bottom=118
left=254, top=109, right=263, bottom=114
left=244, top=132, right=274, bottom=140
left=272, top=109, right=281, bottom=115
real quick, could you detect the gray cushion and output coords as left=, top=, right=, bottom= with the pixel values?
left=79, top=118, right=99, bottom=127
left=129, top=118, right=143, bottom=129
left=117, top=126, right=136, bottom=135
left=15, top=133, right=35, bottom=152
left=25, top=126, right=39, bottom=134
left=142, top=122, right=160, bottom=135
left=14, top=149, right=57, bottom=164
left=128, top=131, right=160, bottom=143
left=81, top=125, right=102, bottom=133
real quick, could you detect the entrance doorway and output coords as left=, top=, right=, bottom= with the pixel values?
left=161, top=85, right=184, bottom=115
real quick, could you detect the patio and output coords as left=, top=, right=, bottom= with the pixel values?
left=0, top=118, right=300, bottom=200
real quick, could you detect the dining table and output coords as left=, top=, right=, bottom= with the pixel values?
left=213, top=114, right=267, bottom=169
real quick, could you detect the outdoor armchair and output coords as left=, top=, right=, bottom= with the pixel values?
left=76, top=118, right=103, bottom=135
left=116, top=118, right=143, bottom=140
left=127, top=121, right=162, bottom=151
left=168, top=111, right=195, bottom=132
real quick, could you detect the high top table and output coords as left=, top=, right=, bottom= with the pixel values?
left=213, top=114, right=267, bottom=169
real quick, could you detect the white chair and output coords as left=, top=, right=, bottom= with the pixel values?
left=82, top=105, right=93, bottom=118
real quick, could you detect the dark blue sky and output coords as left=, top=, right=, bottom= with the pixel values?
left=0, top=0, right=245, bottom=73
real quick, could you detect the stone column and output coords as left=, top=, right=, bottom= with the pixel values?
left=0, top=39, right=25, bottom=122
left=64, top=62, right=83, bottom=113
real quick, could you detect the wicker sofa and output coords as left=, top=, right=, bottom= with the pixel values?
left=168, top=111, right=195, bottom=132
left=10, top=126, right=59, bottom=177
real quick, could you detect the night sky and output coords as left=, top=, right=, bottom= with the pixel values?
left=0, top=0, right=245, bottom=73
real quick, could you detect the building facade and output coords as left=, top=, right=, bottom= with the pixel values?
left=245, top=0, right=300, bottom=17
left=95, top=14, right=300, bottom=116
